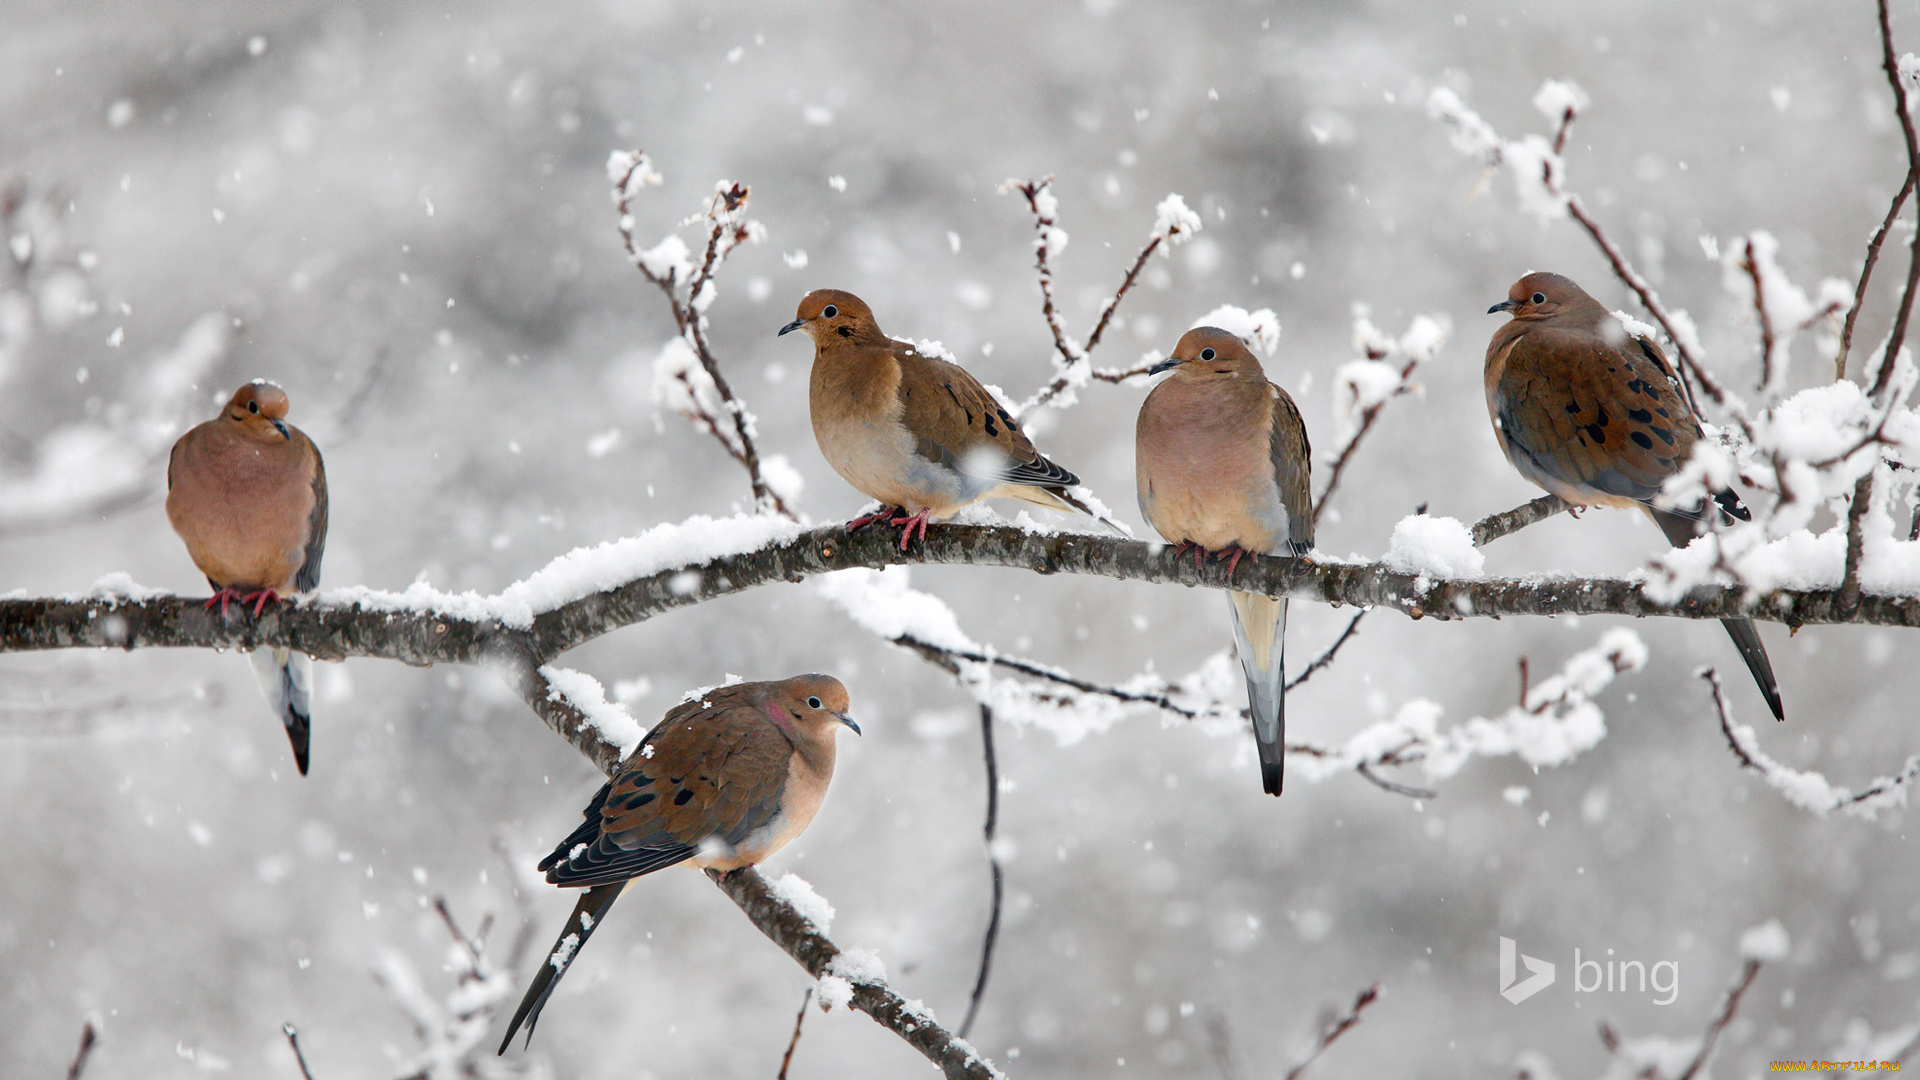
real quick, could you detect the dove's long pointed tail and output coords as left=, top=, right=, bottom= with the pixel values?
left=499, top=882, right=627, bottom=1054
left=1227, top=590, right=1287, bottom=795
left=248, top=648, right=314, bottom=774
left=1647, top=507, right=1785, bottom=720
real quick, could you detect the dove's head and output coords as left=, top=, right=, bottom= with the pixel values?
left=222, top=380, right=294, bottom=441
left=1148, top=326, right=1266, bottom=382
left=779, top=289, right=888, bottom=347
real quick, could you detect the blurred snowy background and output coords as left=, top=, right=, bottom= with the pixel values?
left=3, top=0, right=1917, bottom=1076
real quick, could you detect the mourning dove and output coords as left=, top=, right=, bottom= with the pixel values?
left=498, top=674, right=859, bottom=1053
left=1136, top=327, right=1313, bottom=796
left=780, top=289, right=1100, bottom=549
left=1486, top=271, right=1784, bottom=720
left=166, top=380, right=329, bottom=774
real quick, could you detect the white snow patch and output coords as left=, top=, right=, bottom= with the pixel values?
left=1382, top=514, right=1484, bottom=578
left=768, top=872, right=835, bottom=934
left=539, top=665, right=646, bottom=758
left=1740, top=919, right=1791, bottom=961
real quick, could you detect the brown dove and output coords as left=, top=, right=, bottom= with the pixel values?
left=1136, top=327, right=1313, bottom=796
left=498, top=674, right=859, bottom=1053
left=780, top=289, right=1100, bottom=549
left=166, top=380, right=329, bottom=774
left=1486, top=271, right=1784, bottom=720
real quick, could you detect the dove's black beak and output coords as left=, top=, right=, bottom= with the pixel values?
left=271, top=419, right=290, bottom=440
left=836, top=712, right=861, bottom=735
left=778, top=318, right=806, bottom=337
left=1148, top=356, right=1181, bottom=376
left=1487, top=299, right=1517, bottom=314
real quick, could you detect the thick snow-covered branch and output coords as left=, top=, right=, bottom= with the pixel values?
left=7, top=518, right=1920, bottom=675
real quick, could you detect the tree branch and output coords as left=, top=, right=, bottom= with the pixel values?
left=282, top=1023, right=315, bottom=1080
left=959, top=704, right=1003, bottom=1040
left=777, top=987, right=812, bottom=1080
left=708, top=867, right=1006, bottom=1080
left=1282, top=984, right=1379, bottom=1080
left=65, top=1021, right=97, bottom=1080
left=1870, top=0, right=1920, bottom=400
left=7, top=521, right=1919, bottom=676
left=1471, top=494, right=1571, bottom=546
left=1673, top=957, right=1763, bottom=1080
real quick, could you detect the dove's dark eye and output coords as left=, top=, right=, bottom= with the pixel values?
left=1199, top=347, right=1216, bottom=361
left=1531, top=292, right=1547, bottom=305
left=822, top=305, right=839, bottom=318
left=247, top=400, right=260, bottom=414
left=807, top=696, right=823, bottom=709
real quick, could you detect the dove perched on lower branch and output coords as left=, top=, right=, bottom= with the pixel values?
left=780, top=289, right=1104, bottom=548
left=1485, top=271, right=1784, bottom=720
left=1136, top=327, right=1314, bottom=796
left=498, top=674, right=860, bottom=1053
left=166, top=380, right=329, bottom=774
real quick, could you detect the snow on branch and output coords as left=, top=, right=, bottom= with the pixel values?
left=8, top=518, right=1920, bottom=681
left=608, top=151, right=791, bottom=516
left=1318, top=308, right=1449, bottom=523
left=1702, top=667, right=1919, bottom=819
left=1004, top=176, right=1201, bottom=412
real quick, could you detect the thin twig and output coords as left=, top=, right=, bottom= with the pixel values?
left=1314, top=353, right=1421, bottom=524
left=1286, top=610, right=1368, bottom=693
left=1471, top=494, right=1571, bottom=546
left=777, top=987, right=812, bottom=1080
left=959, top=704, right=1004, bottom=1040
left=65, top=1021, right=97, bottom=1080
left=611, top=155, right=788, bottom=516
left=1281, top=984, right=1380, bottom=1080
left=1840, top=471, right=1875, bottom=617
left=1673, top=958, right=1764, bottom=1080
left=1703, top=667, right=1920, bottom=812
left=1741, top=238, right=1780, bottom=392
left=1010, top=176, right=1197, bottom=411
left=1565, top=195, right=1723, bottom=412
left=1871, top=0, right=1920, bottom=400
left=892, top=617, right=1419, bottom=798
left=283, top=1023, right=316, bottom=1080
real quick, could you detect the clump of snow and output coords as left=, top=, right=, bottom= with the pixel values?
left=1151, top=193, right=1201, bottom=248
left=906, top=337, right=959, bottom=363
left=1292, top=630, right=1643, bottom=786
left=1716, top=696, right=1917, bottom=819
left=1192, top=304, right=1280, bottom=356
left=324, top=580, right=532, bottom=628
left=606, top=150, right=663, bottom=200
left=815, top=973, right=853, bottom=1011
left=1333, top=308, right=1447, bottom=448
left=1382, top=514, right=1484, bottom=579
left=818, top=567, right=973, bottom=652
left=768, top=872, right=835, bottom=934
left=539, top=665, right=646, bottom=758
left=1531, top=79, right=1589, bottom=124
left=1739, top=919, right=1791, bottom=961
left=830, top=947, right=889, bottom=985
left=502, top=513, right=809, bottom=614
left=635, top=233, right=693, bottom=283
left=1332, top=359, right=1405, bottom=446
left=1425, top=86, right=1569, bottom=223
left=87, top=571, right=170, bottom=602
